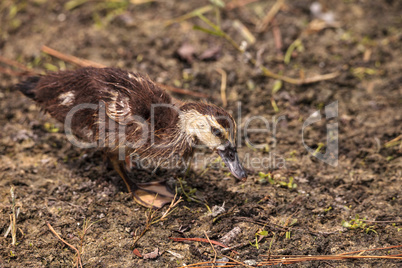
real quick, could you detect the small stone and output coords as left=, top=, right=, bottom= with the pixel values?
left=166, top=250, right=184, bottom=259
left=211, top=202, right=225, bottom=217
left=143, top=248, right=159, bottom=260
left=244, top=259, right=257, bottom=266
left=220, top=227, right=241, bottom=245
left=216, top=257, right=229, bottom=266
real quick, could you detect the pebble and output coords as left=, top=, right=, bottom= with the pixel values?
left=244, top=259, right=256, bottom=266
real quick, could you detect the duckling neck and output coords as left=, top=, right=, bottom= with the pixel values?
left=143, top=119, right=195, bottom=159
left=128, top=104, right=197, bottom=163
left=150, top=108, right=197, bottom=160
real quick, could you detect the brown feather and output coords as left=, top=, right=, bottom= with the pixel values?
left=16, top=67, right=235, bottom=166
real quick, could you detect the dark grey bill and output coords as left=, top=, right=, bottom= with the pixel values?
left=217, top=141, right=247, bottom=180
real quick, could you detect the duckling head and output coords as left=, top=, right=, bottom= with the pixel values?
left=179, top=103, right=247, bottom=180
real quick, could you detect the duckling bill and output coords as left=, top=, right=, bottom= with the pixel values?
left=16, top=67, right=247, bottom=208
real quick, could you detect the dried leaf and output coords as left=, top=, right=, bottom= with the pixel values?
left=177, top=43, right=195, bottom=63
left=133, top=248, right=142, bottom=258
left=199, top=46, right=222, bottom=61
left=143, top=248, right=159, bottom=259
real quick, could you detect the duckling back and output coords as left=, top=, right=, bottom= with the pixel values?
left=15, top=67, right=181, bottom=154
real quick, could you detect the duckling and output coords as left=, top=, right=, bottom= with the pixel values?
left=16, top=67, right=247, bottom=208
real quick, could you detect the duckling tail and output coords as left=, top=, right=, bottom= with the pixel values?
left=15, top=76, right=40, bottom=99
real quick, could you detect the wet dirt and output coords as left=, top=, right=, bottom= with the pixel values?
left=0, top=0, right=401, bottom=267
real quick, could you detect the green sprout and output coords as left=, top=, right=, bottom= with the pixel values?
left=278, top=176, right=297, bottom=189
left=249, top=230, right=269, bottom=249
left=342, top=215, right=377, bottom=234
left=258, top=172, right=275, bottom=184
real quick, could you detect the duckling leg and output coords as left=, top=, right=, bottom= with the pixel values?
left=108, top=154, right=175, bottom=209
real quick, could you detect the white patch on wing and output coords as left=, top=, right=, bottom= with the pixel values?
left=58, top=91, right=75, bottom=106
left=104, top=92, right=132, bottom=124
left=128, top=72, right=144, bottom=83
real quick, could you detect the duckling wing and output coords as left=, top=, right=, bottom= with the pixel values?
left=16, top=67, right=179, bottom=149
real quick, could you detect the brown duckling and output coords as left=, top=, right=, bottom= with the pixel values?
left=16, top=67, right=247, bottom=208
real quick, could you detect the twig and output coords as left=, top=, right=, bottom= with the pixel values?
left=153, top=194, right=182, bottom=224
left=271, top=18, right=283, bottom=57
left=169, top=237, right=238, bottom=254
left=266, top=232, right=276, bottom=261
left=296, top=71, right=340, bottom=84
left=133, top=194, right=182, bottom=246
left=165, top=5, right=214, bottom=26
left=258, top=255, right=402, bottom=265
left=184, top=244, right=402, bottom=267
left=216, top=68, right=227, bottom=107
left=261, top=244, right=402, bottom=265
left=193, top=14, right=340, bottom=85
left=255, top=56, right=339, bottom=84
left=226, top=0, right=259, bottom=10
left=0, top=55, right=34, bottom=73
left=233, top=20, right=256, bottom=44
left=46, top=222, right=83, bottom=268
left=204, top=231, right=217, bottom=266
left=223, top=254, right=255, bottom=268
left=234, top=216, right=288, bottom=232
left=220, top=241, right=249, bottom=253
left=42, top=45, right=106, bottom=68
left=78, top=218, right=103, bottom=255
left=41, top=45, right=207, bottom=98
left=337, top=244, right=402, bottom=256
left=257, top=0, right=285, bottom=32
left=179, top=261, right=238, bottom=268
left=359, top=219, right=402, bottom=224
left=10, top=187, right=17, bottom=246
left=169, top=237, right=229, bottom=248
left=156, top=83, right=208, bottom=98
left=0, top=66, right=33, bottom=76
left=384, top=134, right=402, bottom=148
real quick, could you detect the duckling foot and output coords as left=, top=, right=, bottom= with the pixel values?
left=108, top=155, right=175, bottom=209
left=133, top=181, right=175, bottom=209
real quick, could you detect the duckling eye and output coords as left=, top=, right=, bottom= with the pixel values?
left=211, top=127, right=222, bottom=138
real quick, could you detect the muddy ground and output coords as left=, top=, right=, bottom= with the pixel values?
left=0, top=0, right=401, bottom=267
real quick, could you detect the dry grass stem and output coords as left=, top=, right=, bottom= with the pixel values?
left=41, top=45, right=207, bottom=98
left=226, top=0, right=259, bottom=10
left=42, top=45, right=106, bottom=68
left=223, top=255, right=255, bottom=268
left=46, top=222, right=83, bottom=268
left=10, top=187, right=17, bottom=246
left=257, top=0, right=285, bottom=32
left=233, top=20, right=256, bottom=44
left=156, top=83, right=208, bottom=98
left=216, top=68, right=227, bottom=107
left=262, top=244, right=402, bottom=265
left=133, top=194, right=182, bottom=246
left=220, top=241, right=249, bottom=253
left=169, top=237, right=233, bottom=251
left=271, top=18, right=283, bottom=56
left=0, top=55, right=34, bottom=73
left=78, top=219, right=102, bottom=255
left=260, top=254, right=402, bottom=265
left=165, top=5, right=214, bottom=26
left=192, top=14, right=340, bottom=85
left=182, top=245, right=402, bottom=267
left=0, top=66, right=31, bottom=76
left=204, top=231, right=217, bottom=266
left=384, top=134, right=402, bottom=148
